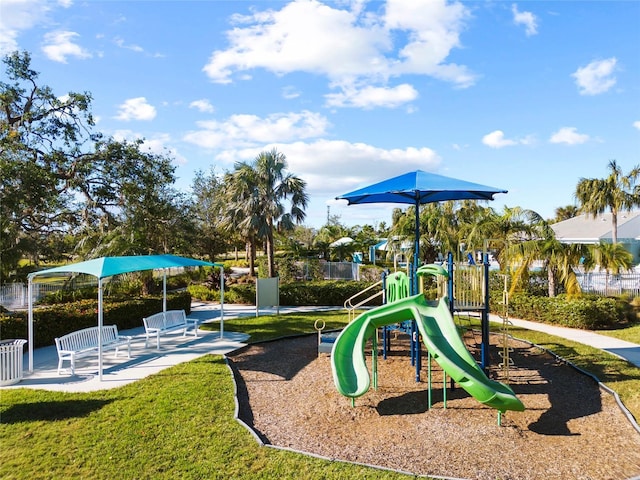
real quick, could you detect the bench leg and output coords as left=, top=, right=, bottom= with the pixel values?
left=57, top=357, right=64, bottom=375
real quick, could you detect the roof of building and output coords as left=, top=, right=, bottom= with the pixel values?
left=551, top=211, right=640, bottom=243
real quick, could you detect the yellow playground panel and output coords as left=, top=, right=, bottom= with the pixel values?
left=433, top=263, right=486, bottom=311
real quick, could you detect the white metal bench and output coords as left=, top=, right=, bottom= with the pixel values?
left=142, top=309, right=197, bottom=349
left=55, top=325, right=132, bottom=375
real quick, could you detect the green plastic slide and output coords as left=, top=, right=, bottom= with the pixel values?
left=330, top=289, right=524, bottom=413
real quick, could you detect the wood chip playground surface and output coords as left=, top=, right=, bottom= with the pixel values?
left=228, top=332, right=640, bottom=480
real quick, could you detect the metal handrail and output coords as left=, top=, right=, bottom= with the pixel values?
left=344, top=280, right=384, bottom=322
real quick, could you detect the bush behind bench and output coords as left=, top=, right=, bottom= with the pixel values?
left=0, top=292, right=191, bottom=348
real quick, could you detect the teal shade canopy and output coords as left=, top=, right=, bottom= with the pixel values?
left=29, top=254, right=221, bottom=280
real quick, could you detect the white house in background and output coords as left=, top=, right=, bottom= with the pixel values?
left=551, top=211, right=640, bottom=264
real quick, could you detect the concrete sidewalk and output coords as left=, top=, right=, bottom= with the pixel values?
left=490, top=314, right=640, bottom=368
left=6, top=302, right=251, bottom=393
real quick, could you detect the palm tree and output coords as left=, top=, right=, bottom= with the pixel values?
left=505, top=221, right=586, bottom=298
left=470, top=206, right=542, bottom=270
left=222, top=168, right=261, bottom=276
left=227, top=149, right=308, bottom=278
left=554, top=205, right=579, bottom=222
left=575, top=160, right=640, bottom=244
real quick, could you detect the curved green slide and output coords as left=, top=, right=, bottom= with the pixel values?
left=331, top=272, right=524, bottom=413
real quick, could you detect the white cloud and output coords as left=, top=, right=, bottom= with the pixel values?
left=114, top=36, right=144, bottom=53
left=115, top=97, right=157, bottom=121
left=325, top=83, right=418, bottom=109
left=571, top=58, right=617, bottom=96
left=189, top=99, right=215, bottom=113
left=633, top=120, right=640, bottom=131
left=213, top=139, right=441, bottom=199
left=282, top=86, right=301, bottom=100
left=549, top=127, right=589, bottom=145
left=203, top=0, right=475, bottom=106
left=0, top=0, right=50, bottom=54
left=482, top=130, right=517, bottom=148
left=42, top=30, right=91, bottom=63
left=511, top=4, right=538, bottom=36
left=183, top=110, right=330, bottom=149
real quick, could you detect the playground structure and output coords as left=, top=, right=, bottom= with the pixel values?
left=330, top=257, right=523, bottom=423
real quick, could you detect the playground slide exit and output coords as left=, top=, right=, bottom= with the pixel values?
left=330, top=293, right=525, bottom=413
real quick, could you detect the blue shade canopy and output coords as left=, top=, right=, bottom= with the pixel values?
left=336, top=170, right=507, bottom=206
left=337, top=170, right=507, bottom=294
left=29, top=254, right=221, bottom=280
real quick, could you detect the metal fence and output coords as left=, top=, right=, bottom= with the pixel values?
left=575, top=272, right=640, bottom=297
left=0, top=280, right=96, bottom=310
left=322, top=261, right=359, bottom=280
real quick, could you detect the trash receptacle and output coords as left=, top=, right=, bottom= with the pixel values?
left=0, top=339, right=27, bottom=386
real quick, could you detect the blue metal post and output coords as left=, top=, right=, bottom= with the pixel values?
left=413, top=200, right=420, bottom=294
left=410, top=321, right=416, bottom=366
left=447, top=252, right=454, bottom=315
left=481, top=252, right=490, bottom=372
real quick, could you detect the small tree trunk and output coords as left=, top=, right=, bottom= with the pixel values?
left=547, top=266, right=556, bottom=298
left=266, top=230, right=275, bottom=278
left=247, top=239, right=255, bottom=277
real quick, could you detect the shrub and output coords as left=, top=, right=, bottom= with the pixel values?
left=189, top=280, right=381, bottom=307
left=187, top=284, right=220, bottom=302
left=0, top=292, right=191, bottom=348
left=502, top=292, right=624, bottom=329
left=359, top=264, right=385, bottom=282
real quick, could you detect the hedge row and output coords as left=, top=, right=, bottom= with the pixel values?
left=0, top=292, right=191, bottom=348
left=188, top=280, right=383, bottom=307
left=494, top=292, right=630, bottom=330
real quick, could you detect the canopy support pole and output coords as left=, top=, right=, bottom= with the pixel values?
left=413, top=198, right=420, bottom=294
left=219, top=266, right=225, bottom=339
left=98, top=278, right=104, bottom=381
left=163, top=270, right=167, bottom=312
left=27, top=276, right=34, bottom=372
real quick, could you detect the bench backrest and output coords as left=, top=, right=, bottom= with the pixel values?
left=143, top=310, right=187, bottom=331
left=143, top=312, right=166, bottom=331
left=55, top=325, right=119, bottom=352
left=164, top=310, right=186, bottom=328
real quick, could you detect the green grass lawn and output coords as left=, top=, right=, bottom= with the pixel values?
left=1, top=310, right=638, bottom=479
left=597, top=322, right=640, bottom=345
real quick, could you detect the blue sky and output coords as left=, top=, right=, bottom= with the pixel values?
left=2, top=0, right=639, bottom=229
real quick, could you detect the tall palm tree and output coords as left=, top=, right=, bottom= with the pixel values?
left=575, top=160, right=640, bottom=244
left=227, top=149, right=308, bottom=278
left=222, top=169, right=261, bottom=276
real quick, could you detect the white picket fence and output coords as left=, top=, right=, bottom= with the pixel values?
left=575, top=272, right=640, bottom=297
